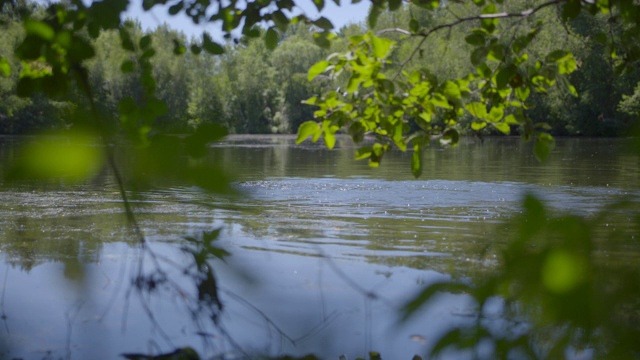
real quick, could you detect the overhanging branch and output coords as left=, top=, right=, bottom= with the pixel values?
left=380, top=0, right=567, bottom=79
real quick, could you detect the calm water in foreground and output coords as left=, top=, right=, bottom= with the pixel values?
left=0, top=135, right=638, bottom=359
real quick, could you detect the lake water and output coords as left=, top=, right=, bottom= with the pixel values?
left=0, top=135, right=638, bottom=359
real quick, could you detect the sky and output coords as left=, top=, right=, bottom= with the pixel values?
left=124, top=0, right=371, bottom=41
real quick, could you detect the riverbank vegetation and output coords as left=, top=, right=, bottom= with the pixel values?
left=1, top=0, right=639, bottom=137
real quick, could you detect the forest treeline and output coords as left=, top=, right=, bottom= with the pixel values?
left=1, top=0, right=639, bottom=136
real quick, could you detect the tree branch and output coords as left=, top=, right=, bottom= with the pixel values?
left=390, top=0, right=567, bottom=79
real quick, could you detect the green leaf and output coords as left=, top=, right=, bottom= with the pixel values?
left=465, top=102, right=487, bottom=119
left=265, top=28, right=279, bottom=50
left=355, top=146, right=373, bottom=160
left=534, top=132, right=555, bottom=162
left=190, top=44, right=202, bottom=55
left=440, top=128, right=459, bottom=146
left=476, top=63, right=491, bottom=78
left=562, top=0, right=582, bottom=21
left=18, top=131, right=104, bottom=183
left=312, top=0, right=325, bottom=11
left=173, top=39, right=187, bottom=54
left=471, top=47, right=488, bottom=66
left=139, top=35, right=152, bottom=50
left=393, top=121, right=406, bottom=151
left=389, top=0, right=402, bottom=11
left=411, top=0, right=439, bottom=10
left=516, top=86, right=530, bottom=101
left=120, top=60, right=135, bottom=73
left=492, top=122, right=510, bottom=134
left=313, top=32, right=334, bottom=49
left=488, top=106, right=504, bottom=122
left=412, top=144, right=422, bottom=178
left=302, top=96, right=318, bottom=105
left=308, top=60, right=330, bottom=81
left=24, top=19, right=54, bottom=40
left=146, top=97, right=168, bottom=117
left=481, top=3, right=498, bottom=33
left=465, top=33, right=486, bottom=46
left=487, top=44, right=505, bottom=61
left=558, top=54, right=577, bottom=75
left=442, top=81, right=461, bottom=101
left=119, top=28, right=136, bottom=51
left=313, top=17, right=334, bottom=30
left=431, top=93, right=452, bottom=109
left=272, top=11, right=290, bottom=31
left=203, top=33, right=224, bottom=55
left=0, top=57, right=10, bottom=77
left=371, top=34, right=394, bottom=59
left=378, top=79, right=395, bottom=94
left=324, top=132, right=336, bottom=149
left=296, top=121, right=320, bottom=144
left=504, top=114, right=519, bottom=125
left=543, top=250, right=586, bottom=293
left=409, top=19, right=419, bottom=33
left=168, top=1, right=183, bottom=14
left=495, top=64, right=516, bottom=89
left=545, top=50, right=567, bottom=62
left=368, top=5, right=383, bottom=29
left=185, top=123, right=228, bottom=158
left=471, top=121, right=487, bottom=131
left=68, top=37, right=96, bottom=61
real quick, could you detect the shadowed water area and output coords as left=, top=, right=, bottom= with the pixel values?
left=0, top=135, right=638, bottom=359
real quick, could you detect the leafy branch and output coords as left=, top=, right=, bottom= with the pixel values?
left=380, top=0, right=566, bottom=80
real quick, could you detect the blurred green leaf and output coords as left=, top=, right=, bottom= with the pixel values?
left=0, top=57, right=10, bottom=77
left=542, top=250, right=586, bottom=293
left=368, top=5, right=382, bottom=29
left=534, top=132, right=555, bottom=162
left=562, top=0, right=582, bottom=21
left=120, top=60, right=135, bottom=73
left=203, top=33, right=224, bottom=55
left=139, top=35, right=152, bottom=50
left=411, top=143, right=422, bottom=178
left=24, top=18, right=54, bottom=40
left=440, top=128, right=459, bottom=146
left=308, top=60, right=330, bottom=81
left=185, top=123, right=228, bottom=158
left=312, top=0, right=324, bottom=11
left=265, top=27, right=279, bottom=50
left=11, top=131, right=104, bottom=183
left=313, top=17, right=333, bottom=30
left=409, top=19, right=419, bottom=33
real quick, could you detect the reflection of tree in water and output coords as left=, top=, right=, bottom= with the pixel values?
left=0, top=194, right=127, bottom=271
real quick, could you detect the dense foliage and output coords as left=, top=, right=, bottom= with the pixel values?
left=1, top=1, right=639, bottom=140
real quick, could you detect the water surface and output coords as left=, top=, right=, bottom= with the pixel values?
left=0, top=135, right=638, bottom=359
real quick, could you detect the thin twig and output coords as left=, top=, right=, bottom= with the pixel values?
left=1, top=264, right=9, bottom=335
left=220, top=288, right=298, bottom=345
